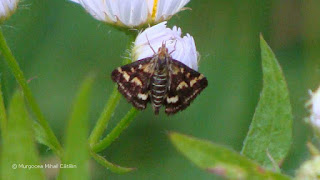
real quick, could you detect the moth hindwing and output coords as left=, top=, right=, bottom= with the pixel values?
left=111, top=45, right=208, bottom=115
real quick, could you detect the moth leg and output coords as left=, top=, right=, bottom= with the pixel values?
left=167, top=60, right=173, bottom=90
left=169, top=39, right=178, bottom=55
left=168, top=72, right=172, bottom=91
left=146, top=34, right=157, bottom=55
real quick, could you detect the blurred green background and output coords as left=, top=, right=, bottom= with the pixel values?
left=1, top=0, right=320, bottom=179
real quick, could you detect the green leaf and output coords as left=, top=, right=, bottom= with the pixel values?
left=241, top=35, right=293, bottom=169
left=1, top=91, right=45, bottom=180
left=58, top=76, right=94, bottom=180
left=0, top=29, right=63, bottom=158
left=33, top=121, right=63, bottom=158
left=90, top=152, right=135, bottom=174
left=169, top=132, right=290, bottom=180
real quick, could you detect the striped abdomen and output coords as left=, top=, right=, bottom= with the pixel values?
left=150, top=72, right=167, bottom=114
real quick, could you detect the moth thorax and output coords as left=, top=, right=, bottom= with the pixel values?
left=156, top=56, right=168, bottom=71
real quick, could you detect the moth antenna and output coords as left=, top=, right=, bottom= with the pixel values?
left=146, top=34, right=157, bottom=55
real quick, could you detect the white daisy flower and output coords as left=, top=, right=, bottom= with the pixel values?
left=132, top=21, right=198, bottom=70
left=70, top=0, right=190, bottom=28
left=0, top=0, right=19, bottom=22
left=310, top=86, right=320, bottom=129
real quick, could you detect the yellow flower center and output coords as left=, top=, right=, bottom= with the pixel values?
left=151, top=0, right=158, bottom=21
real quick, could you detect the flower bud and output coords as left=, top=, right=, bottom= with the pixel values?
left=132, top=21, right=198, bottom=70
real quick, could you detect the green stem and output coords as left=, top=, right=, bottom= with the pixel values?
left=0, top=82, right=7, bottom=136
left=88, top=34, right=136, bottom=146
left=0, top=57, right=9, bottom=106
left=88, top=86, right=121, bottom=146
left=0, top=28, right=63, bottom=157
left=92, top=108, right=139, bottom=152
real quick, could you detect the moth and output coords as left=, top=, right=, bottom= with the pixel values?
left=111, top=43, right=208, bottom=115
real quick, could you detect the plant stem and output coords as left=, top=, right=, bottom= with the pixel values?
left=0, top=83, right=7, bottom=136
left=88, top=34, right=136, bottom=146
left=92, top=108, right=139, bottom=153
left=0, top=28, right=63, bottom=157
left=0, top=58, right=9, bottom=106
left=88, top=86, right=121, bottom=146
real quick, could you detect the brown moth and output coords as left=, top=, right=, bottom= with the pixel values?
left=111, top=43, right=208, bottom=115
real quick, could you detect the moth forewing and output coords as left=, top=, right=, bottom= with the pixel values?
left=111, top=58, right=153, bottom=110
left=164, top=58, right=208, bottom=114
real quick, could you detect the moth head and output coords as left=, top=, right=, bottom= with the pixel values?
left=158, top=42, right=169, bottom=60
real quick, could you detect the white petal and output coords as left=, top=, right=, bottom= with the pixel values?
left=312, top=88, right=320, bottom=116
left=170, top=35, right=197, bottom=70
left=155, top=0, right=190, bottom=21
left=310, top=87, right=320, bottom=128
left=71, top=0, right=117, bottom=23
left=117, top=0, right=148, bottom=27
left=146, top=0, right=155, bottom=14
left=103, top=0, right=118, bottom=22
left=135, top=22, right=171, bottom=46
left=183, top=34, right=198, bottom=70
left=82, top=0, right=106, bottom=21
left=0, top=1, right=6, bottom=17
left=7, top=0, right=16, bottom=10
left=0, top=0, right=18, bottom=20
left=134, top=22, right=175, bottom=60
